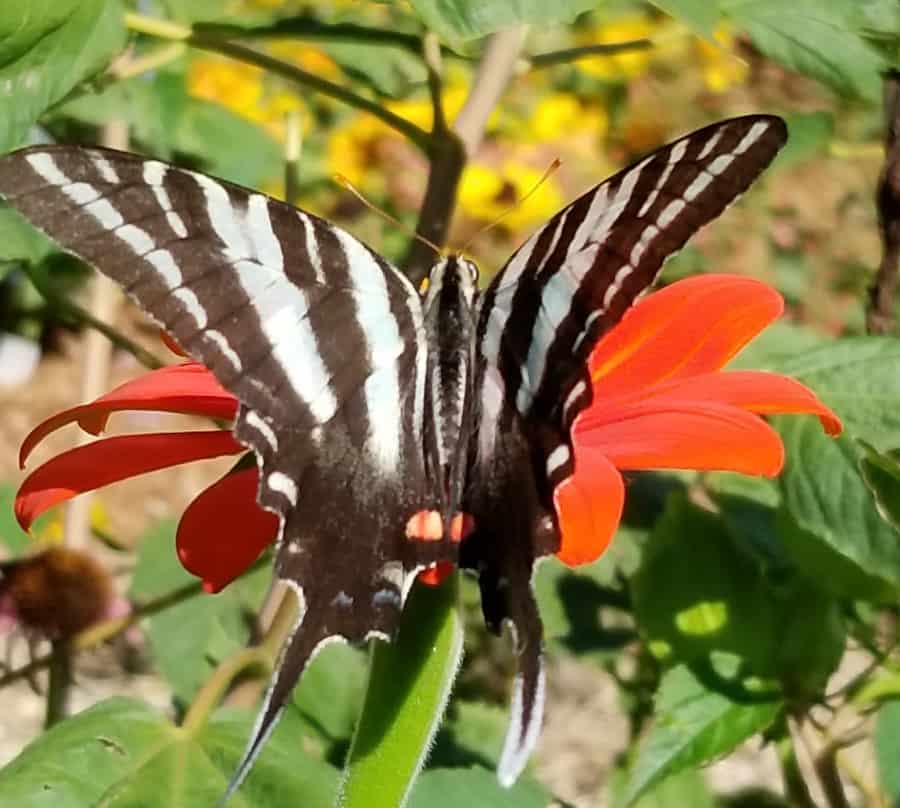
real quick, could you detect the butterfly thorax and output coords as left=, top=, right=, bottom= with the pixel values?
left=422, top=255, right=479, bottom=524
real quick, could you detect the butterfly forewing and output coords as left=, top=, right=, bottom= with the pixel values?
left=478, top=115, right=788, bottom=439
left=0, top=145, right=460, bottom=798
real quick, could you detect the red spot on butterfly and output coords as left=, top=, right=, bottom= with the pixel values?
left=405, top=509, right=443, bottom=541
left=450, top=512, right=475, bottom=543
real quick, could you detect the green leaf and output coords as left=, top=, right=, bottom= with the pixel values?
left=0, top=697, right=338, bottom=806
left=326, top=42, right=427, bottom=97
left=622, top=666, right=781, bottom=805
left=293, top=641, right=366, bottom=744
left=773, top=111, right=835, bottom=169
left=0, top=206, right=51, bottom=264
left=401, top=0, right=599, bottom=42
left=340, top=575, right=464, bottom=808
left=632, top=496, right=781, bottom=677
left=408, top=766, right=550, bottom=807
left=876, top=702, right=900, bottom=803
left=726, top=322, right=827, bottom=371
left=172, top=98, right=282, bottom=189
left=774, top=337, right=900, bottom=448
left=434, top=701, right=508, bottom=768
left=648, top=1, right=718, bottom=37
left=0, top=0, right=127, bottom=151
left=723, top=0, right=884, bottom=101
left=859, top=442, right=900, bottom=533
left=534, top=528, right=641, bottom=659
left=129, top=521, right=269, bottom=704
left=777, top=419, right=900, bottom=600
left=51, top=72, right=188, bottom=159
left=0, top=484, right=28, bottom=554
left=610, top=765, right=717, bottom=808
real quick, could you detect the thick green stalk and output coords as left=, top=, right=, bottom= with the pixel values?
left=338, top=575, right=463, bottom=808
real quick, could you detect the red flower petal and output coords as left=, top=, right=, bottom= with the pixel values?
left=177, top=466, right=279, bottom=593
left=576, top=401, right=785, bottom=476
left=19, top=363, right=237, bottom=467
left=15, top=431, right=243, bottom=531
left=418, top=562, right=455, bottom=587
left=611, top=370, right=842, bottom=436
left=589, top=275, right=783, bottom=396
left=554, top=445, right=624, bottom=566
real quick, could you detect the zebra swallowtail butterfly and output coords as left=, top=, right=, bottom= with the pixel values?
left=0, top=114, right=787, bottom=799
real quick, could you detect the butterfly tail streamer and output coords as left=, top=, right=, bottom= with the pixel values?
left=497, top=619, right=546, bottom=787
left=217, top=582, right=325, bottom=806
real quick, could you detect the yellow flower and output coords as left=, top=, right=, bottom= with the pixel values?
left=695, top=25, right=748, bottom=93
left=268, top=41, right=341, bottom=79
left=325, top=76, right=471, bottom=187
left=577, top=16, right=659, bottom=81
left=187, top=55, right=307, bottom=142
left=457, top=161, right=565, bottom=233
left=326, top=114, right=388, bottom=188
left=529, top=93, right=608, bottom=143
left=187, top=57, right=263, bottom=115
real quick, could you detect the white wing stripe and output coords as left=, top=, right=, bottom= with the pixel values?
left=298, top=213, right=327, bottom=285
left=517, top=245, right=598, bottom=413
left=192, top=172, right=250, bottom=259
left=25, top=152, right=68, bottom=186
left=247, top=195, right=284, bottom=272
left=735, top=121, right=770, bottom=154
left=697, top=130, right=723, bottom=159
left=638, top=139, right=687, bottom=218
left=143, top=161, right=188, bottom=238
left=88, top=152, right=120, bottom=183
left=334, top=229, right=403, bottom=472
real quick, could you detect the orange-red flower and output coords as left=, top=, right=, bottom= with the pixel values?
left=14, top=275, right=840, bottom=592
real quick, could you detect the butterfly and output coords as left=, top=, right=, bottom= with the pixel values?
left=0, top=114, right=787, bottom=800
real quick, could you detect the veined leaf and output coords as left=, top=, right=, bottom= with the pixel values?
left=622, top=666, right=780, bottom=805
left=0, top=698, right=338, bottom=806
left=0, top=0, right=126, bottom=151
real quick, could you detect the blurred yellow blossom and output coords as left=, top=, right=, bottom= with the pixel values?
left=268, top=41, right=341, bottom=79
left=577, top=16, right=659, bottom=80
left=529, top=93, right=608, bottom=143
left=188, top=57, right=263, bottom=114
left=457, top=161, right=565, bottom=233
left=695, top=25, right=748, bottom=93
left=326, top=114, right=387, bottom=187
left=187, top=55, right=307, bottom=142
left=326, top=77, right=472, bottom=187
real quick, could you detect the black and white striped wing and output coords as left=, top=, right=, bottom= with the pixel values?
left=467, top=115, right=788, bottom=784
left=0, top=146, right=452, bottom=797
left=478, top=115, right=788, bottom=445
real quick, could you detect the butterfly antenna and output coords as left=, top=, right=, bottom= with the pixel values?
left=459, top=158, right=562, bottom=253
left=334, top=174, right=444, bottom=256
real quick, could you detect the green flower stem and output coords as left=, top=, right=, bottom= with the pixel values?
left=123, top=12, right=433, bottom=152
left=44, top=640, right=72, bottom=729
left=528, top=38, right=653, bottom=69
left=181, top=585, right=299, bottom=733
left=339, top=574, right=463, bottom=808
left=776, top=729, right=816, bottom=808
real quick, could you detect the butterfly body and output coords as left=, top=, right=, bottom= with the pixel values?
left=0, top=114, right=787, bottom=799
